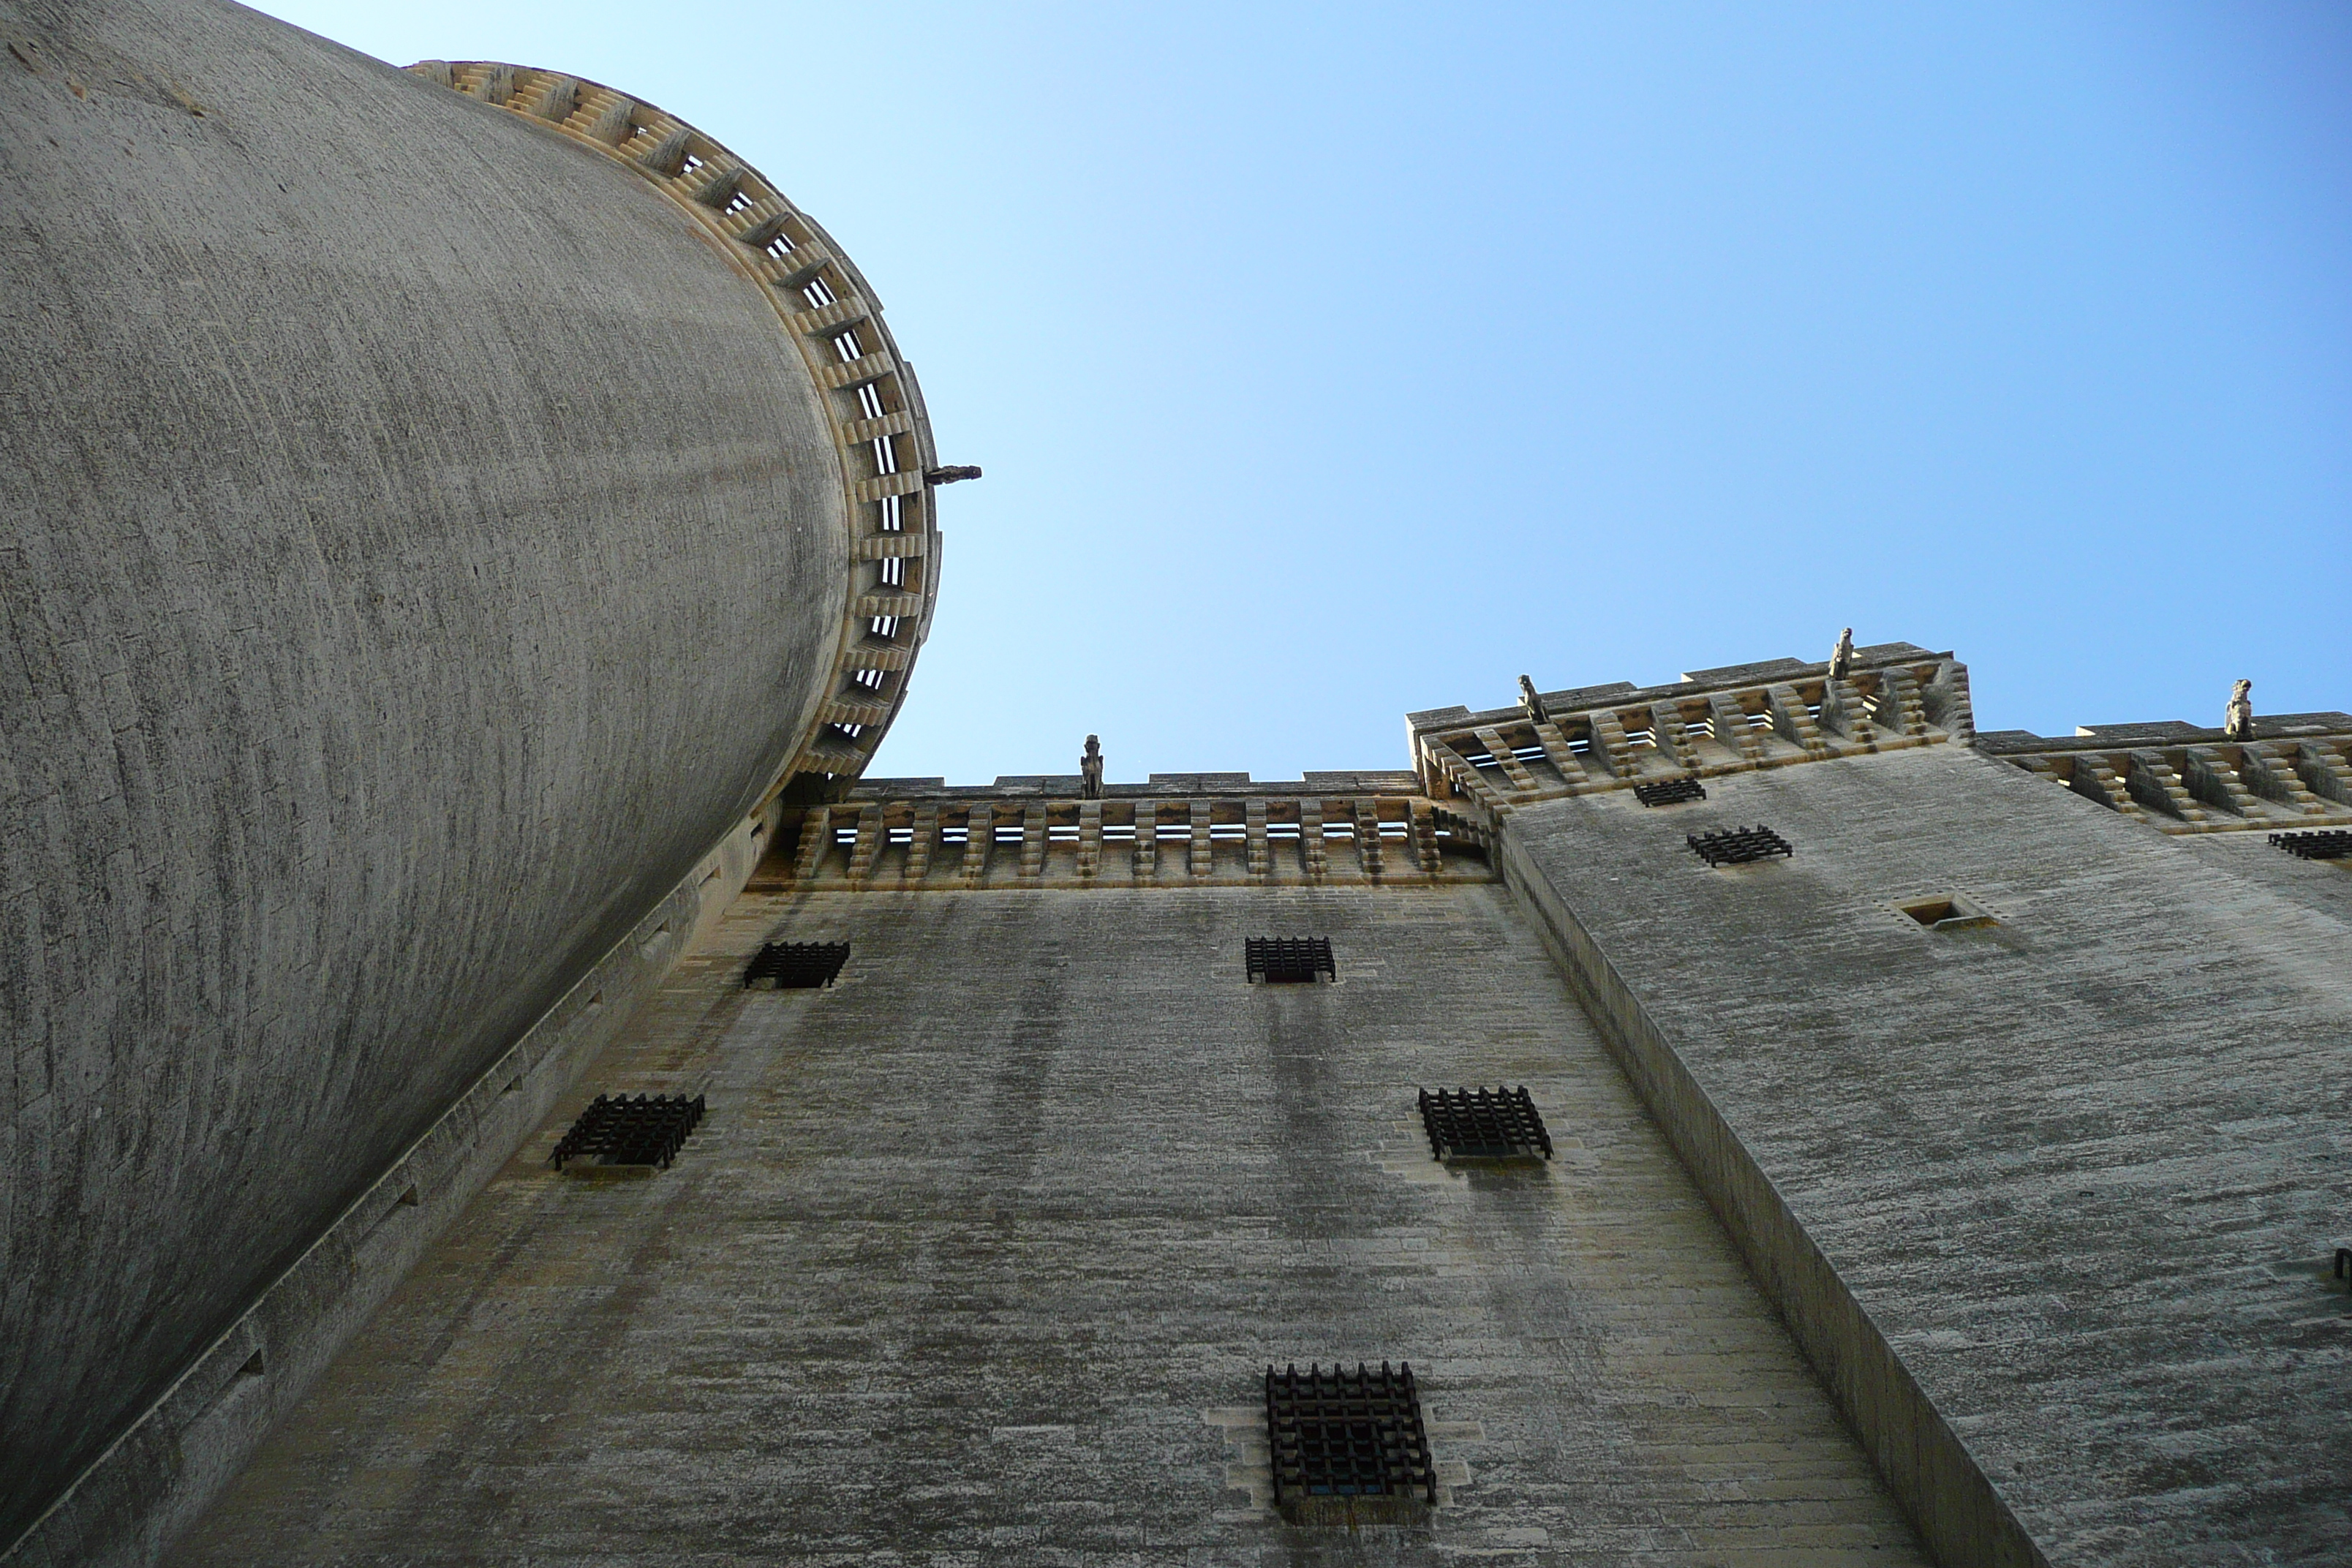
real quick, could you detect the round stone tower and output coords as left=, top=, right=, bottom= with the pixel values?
left=0, top=1, right=940, bottom=1551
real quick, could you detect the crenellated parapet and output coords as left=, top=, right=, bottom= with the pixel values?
left=766, top=774, right=1496, bottom=891
left=1980, top=715, right=2352, bottom=835
left=1409, top=643, right=1972, bottom=820
left=409, top=60, right=944, bottom=788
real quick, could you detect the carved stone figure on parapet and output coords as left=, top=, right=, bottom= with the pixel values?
left=1081, top=734, right=1104, bottom=799
left=1518, top=675, right=1549, bottom=727
left=1830, top=627, right=1855, bottom=682
left=2225, top=679, right=2255, bottom=742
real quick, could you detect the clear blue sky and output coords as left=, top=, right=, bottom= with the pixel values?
left=266, top=1, right=2352, bottom=784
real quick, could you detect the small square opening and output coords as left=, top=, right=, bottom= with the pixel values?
left=1264, top=1360, right=1433, bottom=1523
left=1897, top=894, right=1995, bottom=931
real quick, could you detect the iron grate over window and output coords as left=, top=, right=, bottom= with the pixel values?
left=1247, top=937, right=1334, bottom=984
left=2271, top=829, right=2352, bottom=861
left=1686, top=825, right=1793, bottom=866
left=1264, top=1361, right=1435, bottom=1520
left=1418, top=1086, right=1553, bottom=1161
left=551, top=1093, right=706, bottom=1172
left=1633, top=777, right=1706, bottom=807
left=745, top=941, right=849, bottom=989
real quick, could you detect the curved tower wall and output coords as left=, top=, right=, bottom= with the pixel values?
left=0, top=0, right=937, bottom=1548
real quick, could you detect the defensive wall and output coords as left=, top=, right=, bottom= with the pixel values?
left=165, top=880, right=1930, bottom=1567
left=1410, top=645, right=2352, bottom=1565
left=1, top=3, right=945, bottom=1557
left=140, top=637, right=2352, bottom=1565
left=6, top=4, right=2345, bottom=1559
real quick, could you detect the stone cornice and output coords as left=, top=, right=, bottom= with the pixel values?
left=409, top=59, right=942, bottom=791
left=1409, top=644, right=1975, bottom=822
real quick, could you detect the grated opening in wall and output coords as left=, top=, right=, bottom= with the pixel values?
left=1246, top=936, right=1335, bottom=984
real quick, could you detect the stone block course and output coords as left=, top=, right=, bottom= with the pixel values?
left=170, top=886, right=1925, bottom=1567
left=1498, top=744, right=2352, bottom=1565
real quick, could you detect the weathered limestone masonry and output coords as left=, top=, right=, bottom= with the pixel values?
left=170, top=886, right=1930, bottom=1567
left=777, top=771, right=1493, bottom=892
left=1978, top=717, right=2352, bottom=837
left=1408, top=642, right=1975, bottom=818
left=1, top=5, right=938, bottom=1561
left=405, top=56, right=946, bottom=784
left=1415, top=649, right=2352, bottom=1564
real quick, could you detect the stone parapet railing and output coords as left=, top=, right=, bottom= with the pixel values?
left=1979, top=715, right=2352, bottom=835
left=409, top=60, right=943, bottom=789
left=1409, top=642, right=1973, bottom=820
left=766, top=774, right=1496, bottom=891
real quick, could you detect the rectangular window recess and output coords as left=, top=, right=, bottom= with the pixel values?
left=745, top=941, right=850, bottom=989
left=1418, top=1085, right=1553, bottom=1161
left=1897, top=894, right=1997, bottom=930
left=198, top=1348, right=268, bottom=1418
left=1687, top=825, right=1793, bottom=866
left=1264, top=1361, right=1435, bottom=1522
left=551, top=1092, right=706, bottom=1174
left=2272, top=829, right=2352, bottom=860
left=1633, top=777, right=1705, bottom=807
left=358, top=1182, right=420, bottom=1243
left=1247, top=936, right=1335, bottom=984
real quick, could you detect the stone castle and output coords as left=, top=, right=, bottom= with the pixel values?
left=4, top=5, right=2347, bottom=1564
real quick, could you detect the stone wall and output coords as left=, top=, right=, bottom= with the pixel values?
left=1497, top=744, right=2352, bottom=1564
left=0, top=0, right=854, bottom=1542
left=166, top=885, right=1928, bottom=1566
